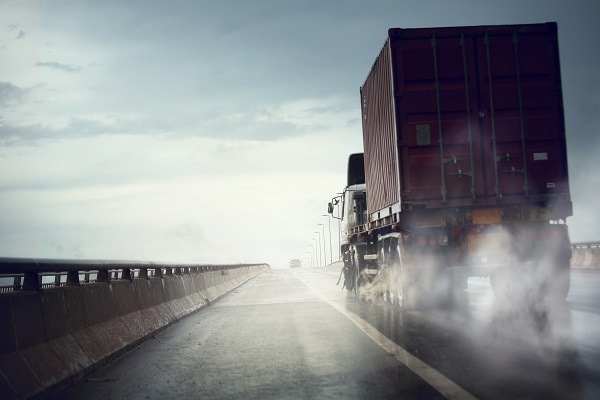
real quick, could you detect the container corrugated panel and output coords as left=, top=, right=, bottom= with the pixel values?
left=360, top=39, right=399, bottom=215
left=361, top=22, right=570, bottom=215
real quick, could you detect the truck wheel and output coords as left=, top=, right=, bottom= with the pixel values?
left=378, top=243, right=395, bottom=305
left=383, top=239, right=418, bottom=310
left=382, top=273, right=399, bottom=305
left=387, top=241, right=402, bottom=307
left=350, top=245, right=361, bottom=297
left=400, top=270, right=418, bottom=310
left=489, top=269, right=514, bottom=300
left=343, top=259, right=354, bottom=293
left=490, top=265, right=535, bottom=302
left=491, top=262, right=571, bottom=303
left=539, top=260, right=571, bottom=302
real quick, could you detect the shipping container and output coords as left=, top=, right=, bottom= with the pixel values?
left=333, top=22, right=573, bottom=307
left=360, top=22, right=571, bottom=223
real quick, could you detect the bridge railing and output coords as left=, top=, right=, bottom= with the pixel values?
left=0, top=257, right=253, bottom=293
left=571, top=241, right=600, bottom=249
left=570, top=241, right=600, bottom=268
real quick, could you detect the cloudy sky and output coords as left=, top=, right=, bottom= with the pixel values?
left=1, top=0, right=599, bottom=268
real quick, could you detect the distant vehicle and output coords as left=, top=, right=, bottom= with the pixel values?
left=329, top=22, right=572, bottom=309
left=289, top=259, right=302, bottom=268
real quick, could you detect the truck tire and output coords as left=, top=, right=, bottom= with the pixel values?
left=395, top=249, right=420, bottom=309
left=490, top=268, right=520, bottom=300
left=378, top=241, right=396, bottom=305
left=381, top=238, right=420, bottom=310
left=343, top=258, right=354, bottom=293
left=400, top=271, right=414, bottom=309
left=350, top=245, right=362, bottom=297
left=539, top=259, right=571, bottom=302
left=491, top=261, right=571, bottom=302
left=387, top=241, right=403, bottom=307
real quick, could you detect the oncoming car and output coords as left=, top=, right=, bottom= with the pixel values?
left=289, top=259, right=302, bottom=268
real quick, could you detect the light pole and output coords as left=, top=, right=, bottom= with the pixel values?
left=312, top=238, right=319, bottom=267
left=317, top=223, right=327, bottom=266
left=304, top=253, right=311, bottom=268
left=321, top=215, right=332, bottom=265
left=313, top=232, right=322, bottom=267
left=308, top=245, right=315, bottom=268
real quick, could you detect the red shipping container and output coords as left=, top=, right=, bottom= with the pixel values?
left=360, top=22, right=571, bottom=222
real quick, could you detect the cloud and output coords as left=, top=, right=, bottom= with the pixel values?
left=0, top=121, right=41, bottom=146
left=0, top=117, right=120, bottom=146
left=171, top=220, right=207, bottom=246
left=1, top=0, right=598, bottom=265
left=44, top=237, right=84, bottom=259
left=306, top=102, right=357, bottom=116
left=0, top=97, right=346, bottom=145
left=0, top=82, right=31, bottom=107
left=35, top=61, right=81, bottom=73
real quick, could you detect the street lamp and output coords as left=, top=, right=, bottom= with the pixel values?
left=313, top=233, right=322, bottom=267
left=312, top=238, right=319, bottom=267
left=304, top=253, right=311, bottom=268
left=317, top=223, right=327, bottom=266
left=321, top=215, right=332, bottom=265
left=308, top=245, right=315, bottom=268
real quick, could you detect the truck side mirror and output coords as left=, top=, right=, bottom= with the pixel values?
left=327, top=202, right=334, bottom=214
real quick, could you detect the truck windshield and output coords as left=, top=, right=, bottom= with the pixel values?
left=343, top=187, right=367, bottom=230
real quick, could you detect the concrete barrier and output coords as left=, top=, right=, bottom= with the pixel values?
left=571, top=245, right=600, bottom=268
left=0, top=264, right=269, bottom=399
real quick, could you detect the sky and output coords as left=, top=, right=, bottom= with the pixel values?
left=0, top=0, right=599, bottom=268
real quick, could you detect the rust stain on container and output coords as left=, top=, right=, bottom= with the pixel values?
left=472, top=208, right=502, bottom=224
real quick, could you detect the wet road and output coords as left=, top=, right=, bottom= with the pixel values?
left=55, top=267, right=600, bottom=400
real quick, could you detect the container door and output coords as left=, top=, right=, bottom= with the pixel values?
left=393, top=32, right=482, bottom=207
left=476, top=29, right=568, bottom=200
left=391, top=23, right=568, bottom=209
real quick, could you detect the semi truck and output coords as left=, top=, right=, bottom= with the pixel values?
left=329, top=22, right=572, bottom=308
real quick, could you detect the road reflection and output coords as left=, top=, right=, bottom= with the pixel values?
left=340, top=278, right=589, bottom=399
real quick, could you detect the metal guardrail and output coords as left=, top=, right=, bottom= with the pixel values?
left=0, top=257, right=259, bottom=293
left=571, top=241, right=600, bottom=249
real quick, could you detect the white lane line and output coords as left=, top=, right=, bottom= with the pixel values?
left=291, top=271, right=478, bottom=400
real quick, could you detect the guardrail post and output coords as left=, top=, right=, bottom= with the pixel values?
left=165, top=267, right=173, bottom=277
left=66, top=270, right=80, bottom=286
left=22, top=272, right=40, bottom=291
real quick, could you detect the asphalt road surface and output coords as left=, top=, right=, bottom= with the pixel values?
left=55, top=266, right=600, bottom=400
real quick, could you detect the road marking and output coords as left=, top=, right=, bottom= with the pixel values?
left=292, top=270, right=478, bottom=400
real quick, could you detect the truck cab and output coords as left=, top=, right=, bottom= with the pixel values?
left=328, top=153, right=376, bottom=294
left=340, top=183, right=367, bottom=243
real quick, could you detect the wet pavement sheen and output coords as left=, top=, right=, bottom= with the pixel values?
left=55, top=267, right=600, bottom=400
